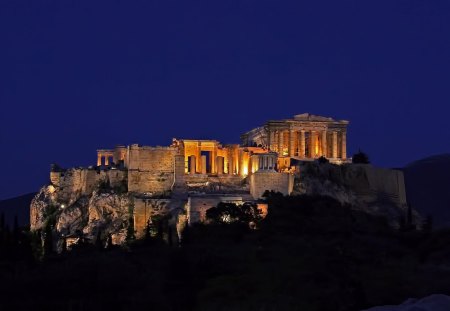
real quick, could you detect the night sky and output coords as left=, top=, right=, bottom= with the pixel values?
left=1, top=0, right=450, bottom=199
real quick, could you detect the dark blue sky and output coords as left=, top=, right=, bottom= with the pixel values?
left=1, top=0, right=450, bottom=199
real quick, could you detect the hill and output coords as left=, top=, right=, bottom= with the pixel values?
left=0, top=193, right=35, bottom=227
left=403, top=154, right=450, bottom=228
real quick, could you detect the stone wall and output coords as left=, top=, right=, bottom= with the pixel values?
left=50, top=168, right=127, bottom=205
left=250, top=171, right=294, bottom=199
left=128, top=171, right=174, bottom=193
left=344, top=164, right=407, bottom=207
left=127, top=146, right=177, bottom=193
left=127, top=145, right=177, bottom=172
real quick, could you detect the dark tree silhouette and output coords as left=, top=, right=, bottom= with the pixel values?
left=317, top=156, right=329, bottom=164
left=352, top=150, right=370, bottom=164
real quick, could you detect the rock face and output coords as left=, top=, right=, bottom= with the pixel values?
left=363, top=294, right=450, bottom=311
left=30, top=160, right=415, bottom=249
left=294, top=162, right=418, bottom=227
left=30, top=185, right=132, bottom=247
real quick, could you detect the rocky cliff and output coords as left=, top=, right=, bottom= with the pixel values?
left=293, top=162, right=420, bottom=227
left=30, top=185, right=132, bottom=247
left=30, top=161, right=417, bottom=250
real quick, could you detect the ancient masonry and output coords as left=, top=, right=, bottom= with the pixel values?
left=34, top=113, right=351, bottom=240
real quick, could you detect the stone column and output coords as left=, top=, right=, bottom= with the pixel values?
left=289, top=129, right=295, bottom=157
left=278, top=130, right=283, bottom=154
left=97, top=154, right=102, bottom=166
left=211, top=150, right=216, bottom=174
left=105, top=156, right=109, bottom=166
left=299, top=130, right=305, bottom=158
left=341, top=130, right=347, bottom=159
left=217, top=157, right=223, bottom=174
left=189, top=156, right=196, bottom=175
left=201, top=155, right=207, bottom=175
left=310, top=131, right=316, bottom=158
left=332, top=131, right=338, bottom=158
left=229, top=154, right=234, bottom=175
left=321, top=131, right=327, bottom=157
left=197, top=143, right=201, bottom=175
left=269, top=130, right=275, bottom=150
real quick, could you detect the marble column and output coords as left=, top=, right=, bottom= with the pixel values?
left=299, top=130, right=305, bottom=158
left=332, top=131, right=338, bottom=158
left=105, top=156, right=109, bottom=166
left=189, top=156, right=196, bottom=174
left=341, top=130, right=347, bottom=159
left=217, top=157, right=223, bottom=174
left=269, top=130, right=276, bottom=150
left=229, top=155, right=234, bottom=175
left=97, top=154, right=102, bottom=166
left=278, top=130, right=283, bottom=155
left=310, top=131, right=316, bottom=158
left=211, top=150, right=216, bottom=174
left=321, top=131, right=327, bottom=157
left=201, top=155, right=207, bottom=174
left=289, top=129, right=296, bottom=157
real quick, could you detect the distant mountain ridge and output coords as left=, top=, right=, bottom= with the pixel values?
left=403, top=153, right=450, bottom=228
left=0, top=193, right=35, bottom=227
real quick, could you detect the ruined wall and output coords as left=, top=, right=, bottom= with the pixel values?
left=128, top=171, right=174, bottom=193
left=343, top=164, right=407, bottom=207
left=128, top=145, right=177, bottom=171
left=127, top=146, right=177, bottom=193
left=250, top=171, right=294, bottom=199
left=50, top=168, right=127, bottom=205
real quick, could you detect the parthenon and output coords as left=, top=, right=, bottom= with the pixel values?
left=241, top=113, right=349, bottom=163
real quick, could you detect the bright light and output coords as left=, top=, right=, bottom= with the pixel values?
left=61, top=204, right=65, bottom=209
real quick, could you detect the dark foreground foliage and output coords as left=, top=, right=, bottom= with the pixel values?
left=1, top=195, right=450, bottom=311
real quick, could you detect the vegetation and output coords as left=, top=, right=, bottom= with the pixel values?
left=317, top=155, right=330, bottom=164
left=352, top=150, right=370, bottom=164
left=2, top=196, right=450, bottom=310
left=206, top=202, right=262, bottom=225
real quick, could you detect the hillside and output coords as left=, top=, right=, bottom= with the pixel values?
left=0, top=193, right=35, bottom=227
left=403, top=154, right=450, bottom=228
left=2, top=194, right=450, bottom=310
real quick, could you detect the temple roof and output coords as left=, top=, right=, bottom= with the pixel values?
left=293, top=113, right=335, bottom=122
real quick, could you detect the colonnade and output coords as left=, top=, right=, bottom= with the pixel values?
left=267, top=129, right=347, bottom=159
left=97, top=150, right=114, bottom=166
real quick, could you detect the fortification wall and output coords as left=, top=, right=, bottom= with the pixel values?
left=343, top=164, right=407, bottom=206
left=250, top=171, right=294, bottom=199
left=127, top=146, right=177, bottom=193
left=128, top=171, right=174, bottom=193
left=50, top=168, right=127, bottom=204
left=128, top=146, right=177, bottom=171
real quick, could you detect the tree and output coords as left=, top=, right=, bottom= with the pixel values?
left=317, top=156, right=329, bottom=164
left=422, top=215, right=433, bottom=237
left=42, top=222, right=53, bottom=257
left=352, top=150, right=370, bottom=164
left=95, top=229, right=104, bottom=250
left=206, top=202, right=262, bottom=225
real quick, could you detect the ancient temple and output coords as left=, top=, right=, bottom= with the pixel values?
left=90, top=113, right=349, bottom=197
left=241, top=113, right=349, bottom=163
